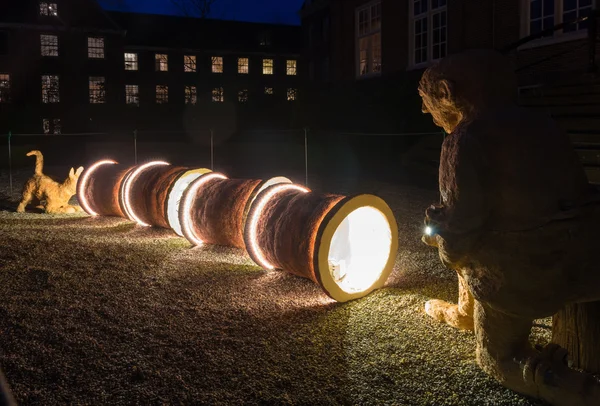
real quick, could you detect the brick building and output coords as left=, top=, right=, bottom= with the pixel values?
left=0, top=0, right=303, bottom=135
left=299, top=0, right=598, bottom=131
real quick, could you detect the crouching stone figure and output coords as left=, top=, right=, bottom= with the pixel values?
left=419, top=49, right=600, bottom=406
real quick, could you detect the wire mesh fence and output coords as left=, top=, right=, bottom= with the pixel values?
left=0, top=128, right=445, bottom=196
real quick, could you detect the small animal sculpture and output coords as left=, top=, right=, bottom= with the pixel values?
left=419, top=49, right=600, bottom=406
left=16, top=150, right=84, bottom=214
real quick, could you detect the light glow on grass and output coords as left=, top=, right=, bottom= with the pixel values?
left=180, top=173, right=228, bottom=246
left=247, top=184, right=309, bottom=270
left=328, top=206, right=392, bottom=294
left=122, top=161, right=169, bottom=226
left=78, top=159, right=117, bottom=216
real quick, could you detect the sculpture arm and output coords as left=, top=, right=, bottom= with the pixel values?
left=425, top=133, right=489, bottom=264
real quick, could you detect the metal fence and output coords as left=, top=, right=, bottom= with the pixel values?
left=1, top=129, right=444, bottom=196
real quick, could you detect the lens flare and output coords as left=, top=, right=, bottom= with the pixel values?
left=247, top=184, right=309, bottom=270
left=78, top=159, right=117, bottom=216
left=180, top=173, right=228, bottom=246
left=425, top=226, right=433, bottom=236
left=122, top=161, right=169, bottom=226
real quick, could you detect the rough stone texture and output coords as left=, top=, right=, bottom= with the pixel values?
left=190, top=178, right=262, bottom=248
left=419, top=49, right=600, bottom=405
left=252, top=187, right=343, bottom=282
left=129, top=166, right=188, bottom=229
left=81, top=164, right=132, bottom=218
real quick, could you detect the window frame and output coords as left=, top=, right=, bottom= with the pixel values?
left=185, top=85, right=197, bottom=104
left=518, top=0, right=595, bottom=49
left=155, top=54, right=169, bottom=72
left=125, top=84, right=139, bottom=106
left=125, top=53, right=138, bottom=71
left=40, top=34, right=59, bottom=57
left=156, top=85, right=169, bottom=104
left=184, top=55, right=197, bottom=72
left=263, top=58, right=274, bottom=75
left=212, top=87, right=224, bottom=102
left=286, top=60, right=297, bottom=76
left=356, top=0, right=383, bottom=78
left=212, top=56, right=224, bottom=73
left=39, top=2, right=58, bottom=17
left=0, top=73, right=10, bottom=103
left=89, top=76, right=106, bottom=104
left=87, top=37, right=105, bottom=59
left=41, top=75, right=60, bottom=103
left=408, top=0, right=447, bottom=69
left=238, top=57, right=249, bottom=74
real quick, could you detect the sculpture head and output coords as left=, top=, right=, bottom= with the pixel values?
left=418, top=49, right=517, bottom=133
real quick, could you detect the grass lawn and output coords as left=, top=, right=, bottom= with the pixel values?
left=0, top=169, right=549, bottom=405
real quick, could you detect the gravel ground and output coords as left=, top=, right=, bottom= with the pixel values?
left=0, top=168, right=549, bottom=405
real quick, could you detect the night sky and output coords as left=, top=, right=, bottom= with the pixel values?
left=98, top=0, right=304, bottom=25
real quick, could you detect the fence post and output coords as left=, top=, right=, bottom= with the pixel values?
left=7, top=131, right=12, bottom=197
left=210, top=128, right=214, bottom=170
left=304, top=127, right=309, bottom=187
left=133, top=129, right=138, bottom=165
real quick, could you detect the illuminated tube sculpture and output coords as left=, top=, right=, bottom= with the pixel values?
left=120, top=162, right=212, bottom=229
left=77, top=160, right=134, bottom=217
left=243, top=184, right=399, bottom=302
left=180, top=175, right=292, bottom=248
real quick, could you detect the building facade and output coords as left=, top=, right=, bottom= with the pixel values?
left=299, top=0, right=598, bottom=132
left=0, top=0, right=303, bottom=136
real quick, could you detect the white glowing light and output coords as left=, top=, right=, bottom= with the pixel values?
left=328, top=207, right=392, bottom=293
left=425, top=226, right=433, bottom=236
left=122, top=161, right=169, bottom=226
left=247, top=184, right=309, bottom=270
left=180, top=173, right=228, bottom=246
left=167, top=171, right=208, bottom=236
left=77, top=159, right=117, bottom=216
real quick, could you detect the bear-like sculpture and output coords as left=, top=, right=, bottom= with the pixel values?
left=420, top=49, right=600, bottom=406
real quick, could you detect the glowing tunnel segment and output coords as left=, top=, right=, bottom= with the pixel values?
left=314, top=195, right=398, bottom=302
left=179, top=172, right=229, bottom=246
left=246, top=184, right=310, bottom=270
left=77, top=159, right=117, bottom=216
left=244, top=188, right=398, bottom=302
left=120, top=161, right=170, bottom=227
left=167, top=169, right=213, bottom=237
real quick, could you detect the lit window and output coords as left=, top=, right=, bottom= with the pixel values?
left=286, top=60, right=297, bottom=75
left=184, top=55, right=196, bottom=72
left=125, top=85, right=139, bottom=105
left=89, top=77, right=106, bottom=104
left=357, top=2, right=382, bottom=75
left=39, top=2, right=58, bottom=16
left=287, top=88, right=297, bottom=101
left=0, top=74, right=10, bottom=103
left=88, top=37, right=105, bottom=59
left=263, top=59, right=274, bottom=75
left=212, top=56, right=223, bottom=73
left=411, top=0, right=446, bottom=66
left=155, top=54, right=168, bottom=71
left=40, top=34, right=58, bottom=56
left=212, top=87, right=224, bottom=102
left=41, top=75, right=59, bottom=103
left=42, top=118, right=61, bottom=134
left=156, top=85, right=168, bottom=103
left=563, top=0, right=593, bottom=32
left=238, top=89, right=248, bottom=102
left=264, top=87, right=273, bottom=95
left=238, top=57, right=249, bottom=74
left=185, top=85, right=197, bottom=104
left=125, top=53, right=138, bottom=70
